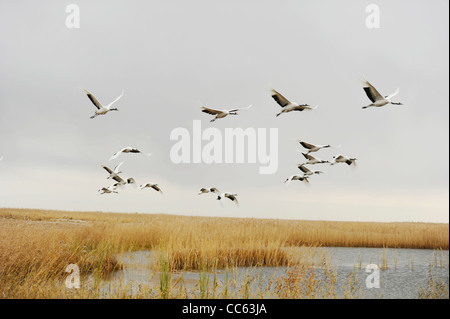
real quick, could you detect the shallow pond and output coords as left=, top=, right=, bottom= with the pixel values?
left=87, top=247, right=449, bottom=299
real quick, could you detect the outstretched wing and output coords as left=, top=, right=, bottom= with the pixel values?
left=299, top=141, right=315, bottom=150
left=298, top=164, right=311, bottom=174
left=363, top=81, right=383, bottom=103
left=201, top=106, right=222, bottom=115
left=112, top=174, right=125, bottom=184
left=225, top=193, right=238, bottom=204
left=290, top=105, right=312, bottom=112
left=302, top=152, right=314, bottom=160
left=102, top=165, right=113, bottom=174
left=385, top=88, right=400, bottom=100
left=229, top=104, right=253, bottom=113
left=152, top=185, right=163, bottom=193
left=347, top=158, right=357, bottom=166
left=114, top=161, right=124, bottom=173
left=83, top=89, right=102, bottom=109
left=271, top=90, right=291, bottom=108
left=107, top=90, right=124, bottom=107
left=109, top=148, right=125, bottom=160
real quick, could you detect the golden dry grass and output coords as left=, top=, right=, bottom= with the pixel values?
left=1, top=207, right=447, bottom=249
left=0, top=207, right=448, bottom=298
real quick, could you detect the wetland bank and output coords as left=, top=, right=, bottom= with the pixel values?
left=0, top=208, right=448, bottom=299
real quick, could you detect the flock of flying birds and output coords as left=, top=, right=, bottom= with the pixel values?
left=97, top=147, right=158, bottom=195
left=82, top=88, right=160, bottom=196
left=198, top=187, right=239, bottom=206
left=80, top=79, right=403, bottom=206
left=283, top=141, right=357, bottom=186
left=199, top=81, right=402, bottom=199
left=277, top=80, right=403, bottom=187
left=0, top=80, right=403, bottom=207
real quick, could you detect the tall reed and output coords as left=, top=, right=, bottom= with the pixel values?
left=0, top=208, right=448, bottom=299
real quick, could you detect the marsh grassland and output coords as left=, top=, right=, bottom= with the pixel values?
left=0, top=208, right=448, bottom=298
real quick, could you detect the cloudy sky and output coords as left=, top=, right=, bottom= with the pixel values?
left=0, top=0, right=448, bottom=223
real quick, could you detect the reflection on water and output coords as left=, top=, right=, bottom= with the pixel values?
left=86, top=247, right=449, bottom=299
left=321, top=247, right=449, bottom=299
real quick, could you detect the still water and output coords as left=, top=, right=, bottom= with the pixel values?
left=89, top=247, right=449, bottom=299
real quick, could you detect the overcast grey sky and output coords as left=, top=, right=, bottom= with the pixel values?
left=0, top=0, right=448, bottom=223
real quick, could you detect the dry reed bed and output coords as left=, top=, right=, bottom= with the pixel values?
left=2, top=208, right=447, bottom=247
left=0, top=208, right=448, bottom=274
left=0, top=218, right=121, bottom=298
left=0, top=208, right=448, bottom=298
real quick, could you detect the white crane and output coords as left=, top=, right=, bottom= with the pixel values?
left=217, top=192, right=239, bottom=205
left=109, top=147, right=152, bottom=160
left=83, top=88, right=124, bottom=119
left=298, top=164, right=324, bottom=176
left=110, top=174, right=136, bottom=188
left=271, top=89, right=317, bottom=117
left=201, top=104, right=252, bottom=122
left=98, top=186, right=118, bottom=194
left=298, top=140, right=338, bottom=153
left=331, top=154, right=357, bottom=166
left=299, top=152, right=329, bottom=165
left=102, top=162, right=124, bottom=180
left=362, top=81, right=403, bottom=109
left=140, top=183, right=163, bottom=193
left=284, top=175, right=310, bottom=186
